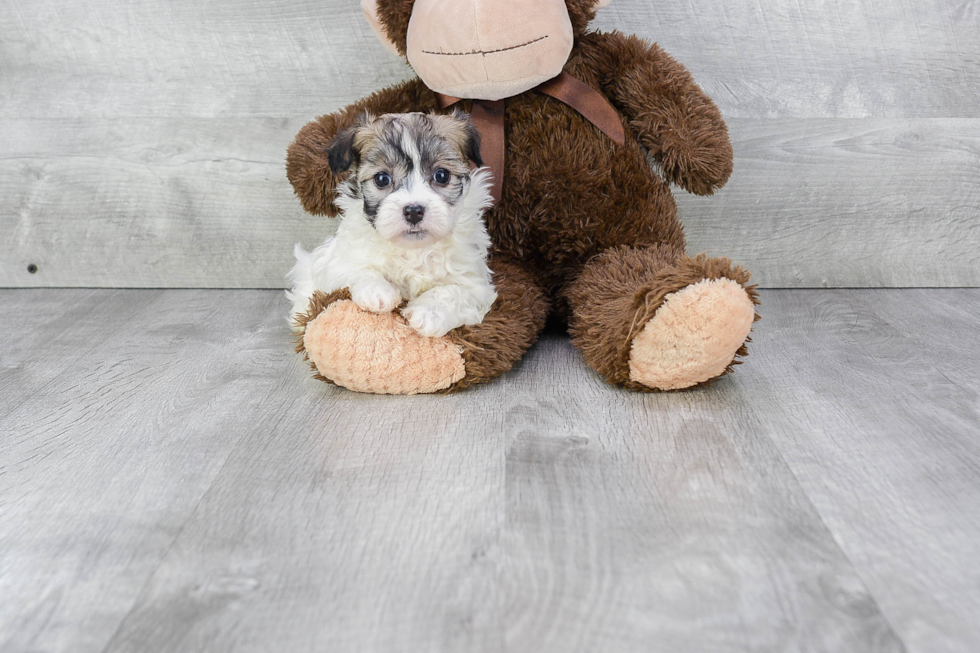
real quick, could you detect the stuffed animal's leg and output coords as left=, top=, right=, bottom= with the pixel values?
left=295, top=257, right=548, bottom=394
left=566, top=244, right=760, bottom=391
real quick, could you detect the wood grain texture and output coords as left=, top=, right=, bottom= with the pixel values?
left=500, top=339, right=903, bottom=653
left=99, top=376, right=509, bottom=653
left=2, top=0, right=976, bottom=120
left=15, top=289, right=980, bottom=651
left=0, top=289, right=288, bottom=652
left=679, top=118, right=980, bottom=288
left=741, top=290, right=980, bottom=653
left=0, top=118, right=321, bottom=288
left=1, top=0, right=978, bottom=287
left=0, top=0, right=413, bottom=120
left=2, top=118, right=978, bottom=288
left=593, top=0, right=980, bottom=120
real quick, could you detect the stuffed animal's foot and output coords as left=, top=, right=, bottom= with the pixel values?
left=567, top=245, right=760, bottom=391
left=301, top=295, right=465, bottom=395
left=293, top=257, right=548, bottom=394
left=628, top=277, right=755, bottom=390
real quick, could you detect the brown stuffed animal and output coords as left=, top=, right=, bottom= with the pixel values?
left=287, top=0, right=759, bottom=394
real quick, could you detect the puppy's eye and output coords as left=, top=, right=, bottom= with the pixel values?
left=433, top=168, right=451, bottom=185
left=374, top=172, right=392, bottom=188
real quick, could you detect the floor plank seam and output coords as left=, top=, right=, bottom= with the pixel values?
left=757, top=424, right=913, bottom=652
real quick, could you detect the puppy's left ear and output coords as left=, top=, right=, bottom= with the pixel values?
left=451, top=108, right=483, bottom=167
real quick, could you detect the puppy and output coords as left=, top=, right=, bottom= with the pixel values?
left=287, top=111, right=497, bottom=338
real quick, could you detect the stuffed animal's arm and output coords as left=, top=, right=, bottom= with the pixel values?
left=286, top=78, right=438, bottom=216
left=583, top=31, right=733, bottom=196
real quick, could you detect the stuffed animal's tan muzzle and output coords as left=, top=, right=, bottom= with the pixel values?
left=361, top=0, right=613, bottom=99
left=406, top=0, right=574, bottom=100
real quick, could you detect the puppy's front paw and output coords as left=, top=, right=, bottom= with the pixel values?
left=402, top=304, right=454, bottom=338
left=350, top=280, right=401, bottom=313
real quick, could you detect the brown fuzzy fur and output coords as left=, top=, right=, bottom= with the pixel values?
left=286, top=1, right=758, bottom=392
left=566, top=246, right=760, bottom=391
left=446, top=257, right=550, bottom=391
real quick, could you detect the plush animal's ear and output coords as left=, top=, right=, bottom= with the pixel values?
left=327, top=114, right=370, bottom=175
left=361, top=0, right=401, bottom=55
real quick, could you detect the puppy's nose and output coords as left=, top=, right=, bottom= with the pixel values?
left=403, top=204, right=425, bottom=225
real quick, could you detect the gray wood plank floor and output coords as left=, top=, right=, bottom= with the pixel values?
left=1, top=289, right=978, bottom=653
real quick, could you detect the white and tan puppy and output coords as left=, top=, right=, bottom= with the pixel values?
left=287, top=111, right=496, bottom=338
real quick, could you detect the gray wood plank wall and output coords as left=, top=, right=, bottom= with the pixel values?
left=2, top=0, right=978, bottom=288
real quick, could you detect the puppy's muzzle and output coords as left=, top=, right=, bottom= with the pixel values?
left=403, top=204, right=426, bottom=225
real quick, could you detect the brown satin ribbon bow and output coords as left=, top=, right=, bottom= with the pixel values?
left=435, top=71, right=626, bottom=204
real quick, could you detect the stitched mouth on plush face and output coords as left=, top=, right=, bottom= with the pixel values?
left=421, top=34, right=548, bottom=57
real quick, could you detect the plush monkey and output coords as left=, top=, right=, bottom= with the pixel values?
left=287, top=0, right=759, bottom=394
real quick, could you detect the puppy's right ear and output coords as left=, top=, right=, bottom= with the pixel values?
left=287, top=112, right=373, bottom=217
left=327, top=113, right=373, bottom=174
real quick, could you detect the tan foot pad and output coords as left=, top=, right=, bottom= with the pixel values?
left=629, top=278, right=755, bottom=390
left=303, top=300, right=465, bottom=395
